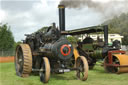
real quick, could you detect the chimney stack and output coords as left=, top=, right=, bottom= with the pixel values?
left=103, top=25, right=108, bottom=46
left=58, top=5, right=65, bottom=31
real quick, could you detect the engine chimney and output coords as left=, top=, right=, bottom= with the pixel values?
left=103, top=25, right=108, bottom=46
left=58, top=5, right=65, bottom=31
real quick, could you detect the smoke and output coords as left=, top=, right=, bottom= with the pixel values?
left=60, top=0, right=101, bottom=9
left=60, top=0, right=128, bottom=18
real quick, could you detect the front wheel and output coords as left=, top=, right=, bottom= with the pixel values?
left=76, top=56, right=88, bottom=81
left=39, top=57, right=50, bottom=83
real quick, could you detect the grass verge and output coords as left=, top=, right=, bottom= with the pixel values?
left=0, top=63, right=128, bottom=85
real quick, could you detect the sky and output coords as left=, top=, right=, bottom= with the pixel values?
left=0, top=0, right=127, bottom=42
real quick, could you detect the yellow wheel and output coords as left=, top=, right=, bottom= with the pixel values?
left=104, top=55, right=128, bottom=74
left=40, top=57, right=50, bottom=83
left=76, top=56, right=88, bottom=81
left=15, top=44, right=32, bottom=77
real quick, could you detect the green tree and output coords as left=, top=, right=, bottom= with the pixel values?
left=103, top=13, right=128, bottom=45
left=67, top=36, right=79, bottom=44
left=14, top=41, right=22, bottom=49
left=36, top=26, right=49, bottom=33
left=0, top=24, right=15, bottom=51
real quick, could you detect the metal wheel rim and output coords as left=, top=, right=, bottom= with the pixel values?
left=76, top=56, right=88, bottom=81
left=40, top=61, right=45, bottom=82
left=15, top=47, right=24, bottom=76
left=39, top=57, right=50, bottom=83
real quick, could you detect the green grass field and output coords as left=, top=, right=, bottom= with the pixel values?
left=0, top=63, right=128, bottom=85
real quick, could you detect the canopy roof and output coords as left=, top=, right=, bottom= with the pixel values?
left=61, top=25, right=104, bottom=35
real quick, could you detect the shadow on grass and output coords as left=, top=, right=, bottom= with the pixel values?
left=30, top=71, right=77, bottom=81
left=51, top=73, right=77, bottom=80
left=30, top=72, right=39, bottom=76
left=91, top=66, right=108, bottom=74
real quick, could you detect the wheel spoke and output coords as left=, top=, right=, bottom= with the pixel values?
left=77, top=71, right=80, bottom=78
left=81, top=72, right=84, bottom=77
left=76, top=56, right=88, bottom=81
left=40, top=57, right=50, bottom=83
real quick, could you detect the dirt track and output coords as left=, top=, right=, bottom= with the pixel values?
left=0, top=57, right=14, bottom=63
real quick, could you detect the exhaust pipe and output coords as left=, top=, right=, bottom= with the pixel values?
left=103, top=25, right=108, bottom=46
left=58, top=5, right=65, bottom=31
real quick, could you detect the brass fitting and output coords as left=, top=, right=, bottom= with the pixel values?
left=58, top=5, right=65, bottom=8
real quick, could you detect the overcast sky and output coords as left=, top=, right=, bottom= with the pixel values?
left=0, top=0, right=127, bottom=42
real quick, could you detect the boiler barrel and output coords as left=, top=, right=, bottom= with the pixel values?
left=90, top=50, right=103, bottom=59
left=39, top=39, right=73, bottom=61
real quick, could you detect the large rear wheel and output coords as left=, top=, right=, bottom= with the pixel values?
left=39, top=57, right=50, bottom=83
left=76, top=56, right=88, bottom=81
left=15, top=44, right=32, bottom=77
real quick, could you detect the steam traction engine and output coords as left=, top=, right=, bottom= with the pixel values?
left=62, top=25, right=128, bottom=74
left=15, top=5, right=88, bottom=83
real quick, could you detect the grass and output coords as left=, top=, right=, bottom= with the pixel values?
left=0, top=63, right=128, bottom=85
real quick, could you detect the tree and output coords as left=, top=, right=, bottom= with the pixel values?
left=36, top=26, right=49, bottom=33
left=14, top=41, right=22, bottom=49
left=103, top=13, right=128, bottom=45
left=0, top=24, right=15, bottom=51
left=67, top=36, right=80, bottom=44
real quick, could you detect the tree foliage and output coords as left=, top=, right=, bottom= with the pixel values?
left=36, top=26, right=49, bottom=33
left=103, top=13, right=128, bottom=45
left=14, top=41, right=22, bottom=49
left=67, top=36, right=80, bottom=44
left=0, top=24, right=15, bottom=51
